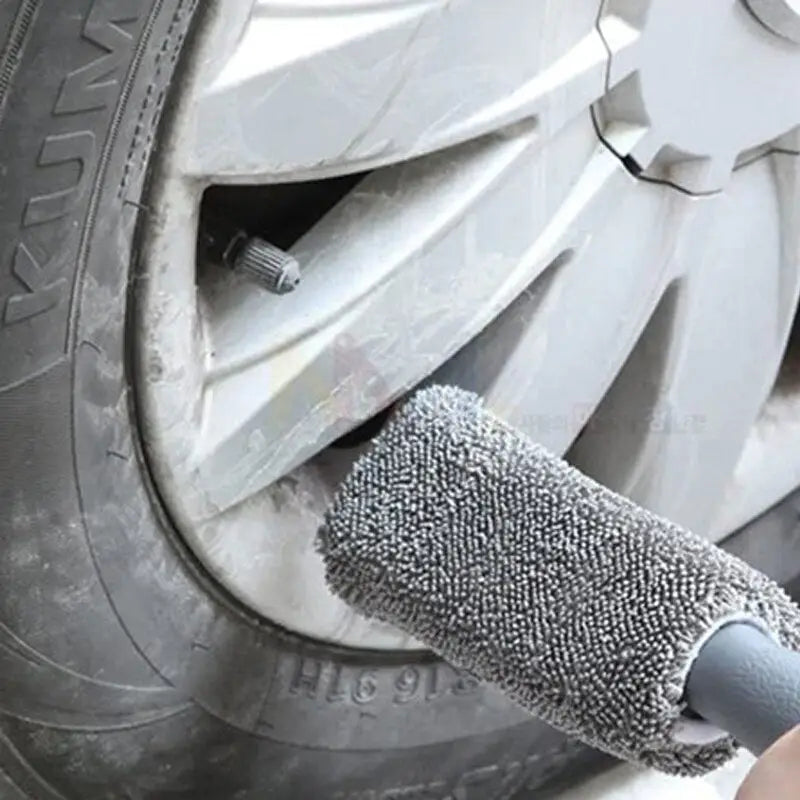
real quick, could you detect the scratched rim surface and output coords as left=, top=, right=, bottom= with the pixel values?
left=138, top=0, right=800, bottom=649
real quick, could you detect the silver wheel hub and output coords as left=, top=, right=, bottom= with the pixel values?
left=138, top=0, right=800, bottom=650
left=599, top=0, right=800, bottom=191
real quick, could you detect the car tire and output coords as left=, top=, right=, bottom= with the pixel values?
left=1, top=2, right=799, bottom=798
left=0, top=2, right=605, bottom=797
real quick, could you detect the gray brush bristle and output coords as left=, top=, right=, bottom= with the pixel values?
left=318, top=386, right=800, bottom=775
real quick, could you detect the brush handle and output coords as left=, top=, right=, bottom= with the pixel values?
left=686, top=622, right=800, bottom=755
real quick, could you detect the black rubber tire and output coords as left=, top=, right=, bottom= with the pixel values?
left=1, top=3, right=799, bottom=798
left=0, top=3, right=601, bottom=797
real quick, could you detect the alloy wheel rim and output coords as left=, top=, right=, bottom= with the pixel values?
left=137, top=0, right=800, bottom=650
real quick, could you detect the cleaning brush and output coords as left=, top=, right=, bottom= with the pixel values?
left=318, top=385, right=800, bottom=776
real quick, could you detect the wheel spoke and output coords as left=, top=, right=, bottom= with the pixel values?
left=172, top=0, right=616, bottom=181
left=570, top=155, right=800, bottom=536
left=714, top=150, right=800, bottom=535
left=136, top=0, right=800, bottom=649
left=433, top=174, right=676, bottom=456
left=187, top=124, right=623, bottom=519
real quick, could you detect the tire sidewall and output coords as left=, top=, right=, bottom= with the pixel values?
left=0, top=1, right=592, bottom=795
left=50, top=0, right=538, bottom=757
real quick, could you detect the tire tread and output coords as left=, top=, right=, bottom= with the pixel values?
left=0, top=0, right=41, bottom=128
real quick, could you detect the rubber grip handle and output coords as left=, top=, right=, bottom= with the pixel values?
left=686, top=622, right=800, bottom=755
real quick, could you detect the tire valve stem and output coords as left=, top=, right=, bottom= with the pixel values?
left=224, top=232, right=301, bottom=295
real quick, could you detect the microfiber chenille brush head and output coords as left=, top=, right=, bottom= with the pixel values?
left=317, top=385, right=800, bottom=776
